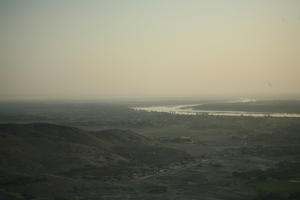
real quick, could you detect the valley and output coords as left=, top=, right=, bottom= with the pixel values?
left=0, top=101, right=300, bottom=200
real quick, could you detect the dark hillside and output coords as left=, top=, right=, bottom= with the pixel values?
left=0, top=123, right=191, bottom=173
left=92, top=129, right=191, bottom=166
left=0, top=123, right=192, bottom=200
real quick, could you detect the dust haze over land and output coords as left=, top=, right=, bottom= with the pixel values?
left=1, top=1, right=300, bottom=200
left=1, top=0, right=300, bottom=101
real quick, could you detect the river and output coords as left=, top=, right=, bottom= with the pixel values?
left=132, top=104, right=300, bottom=118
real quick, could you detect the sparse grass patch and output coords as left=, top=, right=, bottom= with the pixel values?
left=209, top=160, right=224, bottom=167
left=250, top=180, right=300, bottom=193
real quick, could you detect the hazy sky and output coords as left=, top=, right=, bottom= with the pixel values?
left=1, top=0, right=300, bottom=100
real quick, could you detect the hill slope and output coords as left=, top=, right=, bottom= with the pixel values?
left=0, top=123, right=192, bottom=179
left=0, top=123, right=193, bottom=200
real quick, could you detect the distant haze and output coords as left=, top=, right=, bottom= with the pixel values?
left=1, top=0, right=300, bottom=100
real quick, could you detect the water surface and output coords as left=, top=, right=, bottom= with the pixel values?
left=132, top=104, right=300, bottom=118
